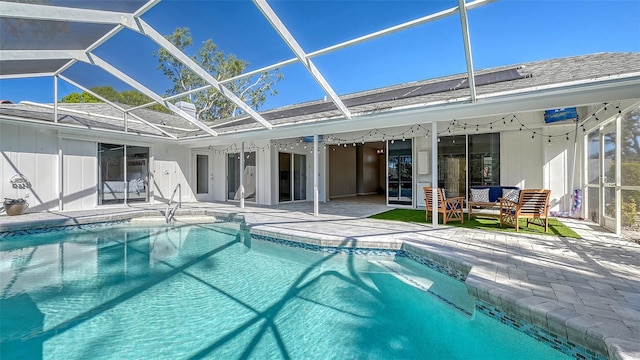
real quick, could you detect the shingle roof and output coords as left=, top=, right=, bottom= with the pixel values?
left=1, top=52, right=638, bottom=140
left=195, top=52, right=640, bottom=136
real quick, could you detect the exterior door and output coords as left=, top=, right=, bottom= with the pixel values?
left=387, top=139, right=412, bottom=206
left=586, top=131, right=600, bottom=223
left=227, top=152, right=256, bottom=202
left=194, top=153, right=213, bottom=201
left=278, top=152, right=306, bottom=203
left=586, top=119, right=622, bottom=234
left=601, top=124, right=619, bottom=233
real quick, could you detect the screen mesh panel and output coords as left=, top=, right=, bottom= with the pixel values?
left=0, top=59, right=70, bottom=76
left=0, top=18, right=114, bottom=50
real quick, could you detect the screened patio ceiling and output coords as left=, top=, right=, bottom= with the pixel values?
left=1, top=0, right=639, bottom=144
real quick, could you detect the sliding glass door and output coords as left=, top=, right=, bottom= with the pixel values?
left=98, top=144, right=149, bottom=205
left=227, top=152, right=256, bottom=202
left=437, top=135, right=465, bottom=198
left=279, top=152, right=306, bottom=202
left=99, top=144, right=124, bottom=205
left=438, top=133, right=500, bottom=199
left=387, top=140, right=412, bottom=205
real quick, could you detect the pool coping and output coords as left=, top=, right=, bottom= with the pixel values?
left=1, top=209, right=637, bottom=360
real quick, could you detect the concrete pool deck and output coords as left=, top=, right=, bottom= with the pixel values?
left=1, top=200, right=639, bottom=360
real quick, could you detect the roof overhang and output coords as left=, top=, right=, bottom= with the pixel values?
left=179, top=72, right=640, bottom=147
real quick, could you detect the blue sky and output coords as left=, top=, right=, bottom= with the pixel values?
left=1, top=0, right=639, bottom=110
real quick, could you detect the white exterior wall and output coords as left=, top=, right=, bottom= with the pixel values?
left=204, top=140, right=274, bottom=204
left=501, top=130, right=544, bottom=190
left=543, top=123, right=581, bottom=213
left=152, top=143, right=194, bottom=203
left=414, top=135, right=433, bottom=208
left=61, top=138, right=97, bottom=210
left=500, top=111, right=576, bottom=213
left=256, top=141, right=274, bottom=205
left=212, top=150, right=225, bottom=202
left=0, top=123, right=59, bottom=212
left=1, top=109, right=582, bottom=212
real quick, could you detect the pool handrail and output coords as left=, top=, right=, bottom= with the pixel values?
left=166, top=183, right=181, bottom=223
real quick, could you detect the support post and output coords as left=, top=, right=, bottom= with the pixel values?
left=313, top=134, right=319, bottom=216
left=54, top=76, right=58, bottom=123
left=240, top=142, right=245, bottom=209
left=58, top=133, right=63, bottom=210
left=615, top=114, right=622, bottom=235
left=431, top=121, right=438, bottom=229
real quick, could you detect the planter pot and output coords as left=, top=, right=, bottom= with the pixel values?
left=4, top=202, right=28, bottom=216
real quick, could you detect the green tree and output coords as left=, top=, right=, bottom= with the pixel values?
left=155, top=27, right=283, bottom=121
left=622, top=107, right=640, bottom=162
left=60, top=86, right=168, bottom=113
left=60, top=91, right=100, bottom=103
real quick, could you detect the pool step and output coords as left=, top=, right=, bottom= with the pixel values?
left=368, top=260, right=435, bottom=292
left=130, top=215, right=217, bottom=224
left=369, top=259, right=475, bottom=316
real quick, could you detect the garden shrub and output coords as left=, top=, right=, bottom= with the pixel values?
left=622, top=200, right=637, bottom=226
left=622, top=163, right=640, bottom=210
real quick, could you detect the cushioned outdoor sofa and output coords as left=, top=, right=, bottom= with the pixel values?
left=467, top=186, right=520, bottom=220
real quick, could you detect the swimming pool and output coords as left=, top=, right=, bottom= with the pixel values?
left=1, top=222, right=570, bottom=359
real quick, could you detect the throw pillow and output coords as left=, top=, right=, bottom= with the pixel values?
left=470, top=188, right=490, bottom=202
left=502, top=188, right=520, bottom=202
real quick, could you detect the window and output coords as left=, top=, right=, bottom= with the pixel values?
left=438, top=133, right=500, bottom=199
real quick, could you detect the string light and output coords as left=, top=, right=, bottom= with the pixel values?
left=205, top=102, right=617, bottom=156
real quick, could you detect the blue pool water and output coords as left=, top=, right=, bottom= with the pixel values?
left=0, top=222, right=569, bottom=359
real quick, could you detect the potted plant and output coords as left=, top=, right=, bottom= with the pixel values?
left=3, top=198, right=28, bottom=216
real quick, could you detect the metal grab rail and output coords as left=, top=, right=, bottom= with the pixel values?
left=165, top=183, right=181, bottom=223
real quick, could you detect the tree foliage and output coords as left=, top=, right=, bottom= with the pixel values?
left=60, top=86, right=168, bottom=113
left=603, top=106, right=640, bottom=161
left=622, top=107, right=640, bottom=162
left=155, top=27, right=283, bottom=121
